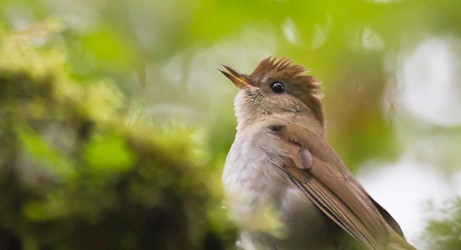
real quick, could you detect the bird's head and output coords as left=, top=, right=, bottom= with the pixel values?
left=220, top=57, right=324, bottom=130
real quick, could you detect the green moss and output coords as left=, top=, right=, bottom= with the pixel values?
left=0, top=22, right=234, bottom=249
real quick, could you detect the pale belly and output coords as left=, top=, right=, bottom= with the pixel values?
left=225, top=174, right=344, bottom=250
left=222, top=131, right=347, bottom=250
left=223, top=159, right=344, bottom=250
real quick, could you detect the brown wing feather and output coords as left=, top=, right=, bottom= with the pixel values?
left=368, top=196, right=405, bottom=237
left=276, top=132, right=391, bottom=249
left=283, top=161, right=384, bottom=249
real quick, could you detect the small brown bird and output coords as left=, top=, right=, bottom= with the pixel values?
left=220, top=57, right=416, bottom=250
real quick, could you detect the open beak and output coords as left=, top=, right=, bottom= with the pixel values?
left=219, top=65, right=259, bottom=91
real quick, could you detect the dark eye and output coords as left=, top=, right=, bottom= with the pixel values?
left=270, top=81, right=285, bottom=93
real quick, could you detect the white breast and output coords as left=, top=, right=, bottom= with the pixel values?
left=222, top=125, right=340, bottom=249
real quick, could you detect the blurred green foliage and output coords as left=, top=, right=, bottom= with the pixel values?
left=424, top=198, right=461, bottom=250
left=0, top=25, right=234, bottom=249
left=1, top=0, right=461, bottom=249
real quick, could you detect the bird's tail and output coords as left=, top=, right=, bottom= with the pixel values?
left=386, top=229, right=417, bottom=250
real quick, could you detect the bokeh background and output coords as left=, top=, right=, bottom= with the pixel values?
left=1, top=0, right=461, bottom=249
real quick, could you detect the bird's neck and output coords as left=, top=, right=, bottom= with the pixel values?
left=234, top=91, right=265, bottom=132
left=233, top=90, right=325, bottom=133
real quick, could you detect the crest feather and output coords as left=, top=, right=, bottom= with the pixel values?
left=250, top=57, right=323, bottom=100
left=247, top=57, right=325, bottom=125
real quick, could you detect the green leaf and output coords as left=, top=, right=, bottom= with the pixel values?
left=84, top=133, right=134, bottom=173
left=16, top=126, right=75, bottom=179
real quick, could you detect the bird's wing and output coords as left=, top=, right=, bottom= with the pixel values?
left=273, top=127, right=401, bottom=249
left=368, top=195, right=405, bottom=237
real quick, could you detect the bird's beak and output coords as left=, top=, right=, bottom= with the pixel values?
left=219, top=65, right=259, bottom=91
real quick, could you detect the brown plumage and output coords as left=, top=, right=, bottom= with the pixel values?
left=248, top=57, right=324, bottom=125
left=220, top=57, right=416, bottom=249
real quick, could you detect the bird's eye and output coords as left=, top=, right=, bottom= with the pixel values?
left=270, top=81, right=285, bottom=93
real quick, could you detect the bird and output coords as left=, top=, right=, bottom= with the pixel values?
left=219, top=57, right=416, bottom=250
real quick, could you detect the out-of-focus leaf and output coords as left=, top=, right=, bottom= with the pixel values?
left=81, top=28, right=136, bottom=69
left=16, top=126, right=75, bottom=180
left=84, top=134, right=134, bottom=173
left=424, top=198, right=461, bottom=250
